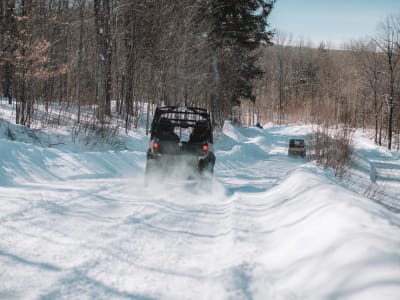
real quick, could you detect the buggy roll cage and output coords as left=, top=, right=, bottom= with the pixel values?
left=150, top=106, right=213, bottom=142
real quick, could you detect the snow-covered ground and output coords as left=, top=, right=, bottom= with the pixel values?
left=1, top=103, right=400, bottom=300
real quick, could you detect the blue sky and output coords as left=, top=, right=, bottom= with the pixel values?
left=269, top=0, right=400, bottom=48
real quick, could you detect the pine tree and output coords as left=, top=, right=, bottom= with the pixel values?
left=205, top=0, right=275, bottom=125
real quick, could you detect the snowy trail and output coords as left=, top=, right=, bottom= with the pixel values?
left=1, top=119, right=400, bottom=299
left=1, top=176, right=246, bottom=298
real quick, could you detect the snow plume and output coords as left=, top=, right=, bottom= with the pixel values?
left=1, top=105, right=400, bottom=299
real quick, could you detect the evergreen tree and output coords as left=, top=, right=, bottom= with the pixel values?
left=205, top=0, right=275, bottom=124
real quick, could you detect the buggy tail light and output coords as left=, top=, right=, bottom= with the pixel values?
left=153, top=141, right=159, bottom=152
left=202, top=143, right=208, bottom=155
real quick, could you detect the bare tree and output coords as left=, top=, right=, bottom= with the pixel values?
left=0, top=0, right=16, bottom=105
left=374, top=15, right=400, bottom=150
left=94, top=0, right=112, bottom=123
left=351, top=40, right=385, bottom=145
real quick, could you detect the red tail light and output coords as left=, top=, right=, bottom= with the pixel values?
left=202, top=144, right=208, bottom=153
left=153, top=142, right=159, bottom=152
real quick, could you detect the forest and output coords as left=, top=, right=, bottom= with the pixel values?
left=0, top=0, right=399, bottom=150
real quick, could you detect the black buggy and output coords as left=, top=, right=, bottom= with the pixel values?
left=288, top=138, right=306, bottom=157
left=145, top=106, right=216, bottom=182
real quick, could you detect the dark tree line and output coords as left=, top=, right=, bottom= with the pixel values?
left=0, top=0, right=275, bottom=131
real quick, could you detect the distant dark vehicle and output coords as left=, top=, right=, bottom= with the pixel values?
left=145, top=106, right=215, bottom=183
left=288, top=138, right=306, bottom=157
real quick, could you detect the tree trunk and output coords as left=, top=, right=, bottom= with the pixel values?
left=94, top=0, right=112, bottom=123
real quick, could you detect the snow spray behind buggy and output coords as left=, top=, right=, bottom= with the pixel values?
left=145, top=106, right=216, bottom=185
